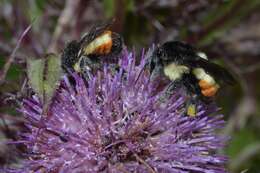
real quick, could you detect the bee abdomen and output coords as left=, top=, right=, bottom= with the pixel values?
left=193, top=68, right=219, bottom=97
left=83, top=31, right=112, bottom=56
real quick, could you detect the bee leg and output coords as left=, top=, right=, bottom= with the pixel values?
left=79, top=56, right=96, bottom=80
left=160, top=80, right=182, bottom=102
left=108, top=63, right=121, bottom=75
left=150, top=66, right=164, bottom=83
left=181, top=75, right=202, bottom=117
left=186, top=97, right=197, bottom=117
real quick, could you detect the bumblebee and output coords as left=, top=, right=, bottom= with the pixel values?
left=148, top=41, right=235, bottom=116
left=61, top=22, right=123, bottom=78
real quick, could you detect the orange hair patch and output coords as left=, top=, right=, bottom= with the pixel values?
left=198, top=80, right=212, bottom=90
left=199, top=80, right=219, bottom=97
left=84, top=30, right=113, bottom=55
left=201, top=85, right=219, bottom=97
left=92, top=31, right=112, bottom=55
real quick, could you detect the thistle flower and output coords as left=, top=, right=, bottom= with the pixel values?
left=8, top=50, right=227, bottom=173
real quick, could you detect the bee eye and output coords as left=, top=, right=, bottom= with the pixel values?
left=157, top=49, right=163, bottom=57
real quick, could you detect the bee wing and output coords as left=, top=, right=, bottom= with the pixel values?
left=80, top=21, right=113, bottom=45
left=182, top=74, right=202, bottom=95
left=190, top=58, right=236, bottom=85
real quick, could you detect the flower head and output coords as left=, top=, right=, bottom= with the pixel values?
left=9, top=50, right=227, bottom=173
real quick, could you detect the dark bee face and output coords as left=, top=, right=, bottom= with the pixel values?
left=147, top=47, right=164, bottom=80
left=61, top=41, right=81, bottom=72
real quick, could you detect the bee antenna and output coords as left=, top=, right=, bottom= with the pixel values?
left=134, top=47, right=155, bottom=84
left=134, top=61, right=149, bottom=84
left=134, top=66, right=144, bottom=84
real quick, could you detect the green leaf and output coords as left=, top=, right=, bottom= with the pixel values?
left=226, top=127, right=258, bottom=162
left=43, top=54, right=62, bottom=109
left=0, top=56, right=22, bottom=81
left=27, top=54, right=62, bottom=113
left=35, top=0, right=46, bottom=11
left=27, top=58, right=45, bottom=102
left=103, top=0, right=115, bottom=18
left=125, top=0, right=134, bottom=12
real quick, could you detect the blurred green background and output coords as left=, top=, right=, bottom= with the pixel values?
left=0, top=0, right=260, bottom=172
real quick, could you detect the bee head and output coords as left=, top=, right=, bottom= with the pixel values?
left=153, top=46, right=166, bottom=60
left=61, top=40, right=81, bottom=71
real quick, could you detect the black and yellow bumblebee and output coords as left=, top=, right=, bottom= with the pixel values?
left=148, top=41, right=235, bottom=116
left=61, top=22, right=123, bottom=78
